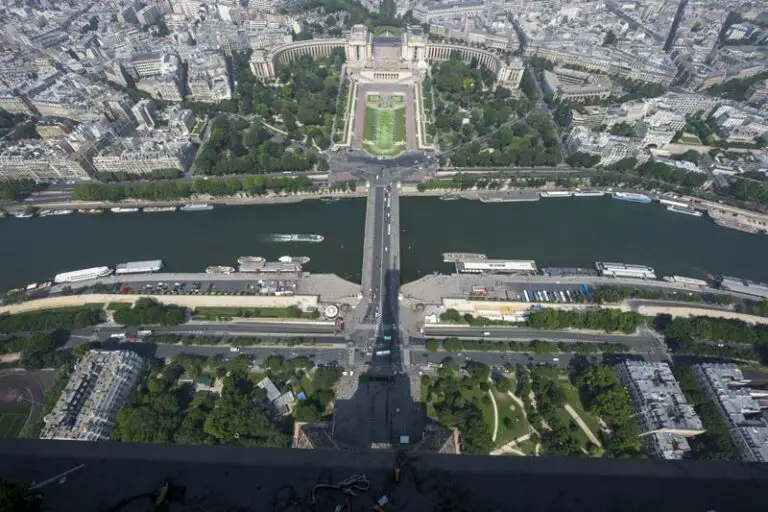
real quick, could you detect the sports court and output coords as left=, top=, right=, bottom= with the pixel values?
left=0, top=387, right=30, bottom=438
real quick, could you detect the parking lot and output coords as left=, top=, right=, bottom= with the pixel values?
left=466, top=280, right=593, bottom=305
left=61, top=278, right=299, bottom=297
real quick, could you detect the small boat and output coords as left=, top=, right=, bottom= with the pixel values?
left=12, top=212, right=34, bottom=219
left=48, top=209, right=74, bottom=216
left=439, top=195, right=460, bottom=201
left=320, top=197, right=341, bottom=203
left=540, top=191, right=573, bottom=198
left=78, top=208, right=103, bottom=214
left=278, top=255, right=311, bottom=264
left=237, top=256, right=266, bottom=265
left=205, top=265, right=236, bottom=274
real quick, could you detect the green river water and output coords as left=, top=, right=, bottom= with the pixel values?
left=1, top=196, right=767, bottom=291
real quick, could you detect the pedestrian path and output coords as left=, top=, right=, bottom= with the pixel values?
left=564, top=403, right=602, bottom=447
left=488, top=388, right=499, bottom=443
left=490, top=431, right=534, bottom=456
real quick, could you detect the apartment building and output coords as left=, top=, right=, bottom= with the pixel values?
left=135, top=75, right=183, bottom=102
left=131, top=99, right=157, bottom=129
left=565, top=126, right=634, bottom=166
left=541, top=67, right=612, bottom=103
left=0, top=139, right=90, bottom=182
left=41, top=350, right=144, bottom=442
left=650, top=92, right=721, bottom=117
left=615, top=361, right=704, bottom=460
left=130, top=53, right=180, bottom=79
left=693, top=364, right=768, bottom=463
left=185, top=52, right=232, bottom=103
left=747, top=79, right=768, bottom=104
left=93, top=137, right=195, bottom=175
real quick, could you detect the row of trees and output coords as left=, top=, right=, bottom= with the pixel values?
left=673, top=366, right=741, bottom=460
left=653, top=314, right=768, bottom=362
left=0, top=307, right=102, bottom=334
left=634, top=161, right=708, bottom=188
left=425, top=337, right=629, bottom=354
left=113, top=361, right=291, bottom=447
left=526, top=308, right=643, bottom=334
left=72, top=175, right=318, bottom=202
left=146, top=334, right=320, bottom=347
left=592, top=286, right=731, bottom=306
left=112, top=299, right=185, bottom=326
left=574, top=364, right=643, bottom=457
left=0, top=179, right=43, bottom=201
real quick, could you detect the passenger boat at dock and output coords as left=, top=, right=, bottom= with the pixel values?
left=540, top=191, right=573, bottom=198
left=439, top=194, right=460, bottom=201
left=143, top=206, right=177, bottom=213
left=180, top=203, right=214, bottom=211
left=611, top=192, right=652, bottom=204
left=573, top=190, right=605, bottom=197
left=667, top=205, right=703, bottom=217
left=205, top=265, right=236, bottom=274
left=110, top=207, right=140, bottom=213
left=78, top=208, right=103, bottom=214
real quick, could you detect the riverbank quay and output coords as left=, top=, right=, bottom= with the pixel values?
left=41, top=273, right=361, bottom=305
left=0, top=293, right=321, bottom=316
left=400, top=274, right=756, bottom=304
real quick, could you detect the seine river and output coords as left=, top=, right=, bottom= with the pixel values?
left=1, top=196, right=768, bottom=291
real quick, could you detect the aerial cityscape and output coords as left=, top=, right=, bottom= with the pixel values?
left=1, top=0, right=768, bottom=510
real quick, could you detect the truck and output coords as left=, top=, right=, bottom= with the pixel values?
left=109, top=333, right=126, bottom=339
left=137, top=329, right=153, bottom=336
left=375, top=350, right=391, bottom=356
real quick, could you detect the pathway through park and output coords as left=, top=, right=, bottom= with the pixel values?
left=488, top=388, right=499, bottom=443
left=564, top=403, right=602, bottom=447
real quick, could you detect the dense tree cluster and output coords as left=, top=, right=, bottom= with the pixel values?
left=574, top=364, right=642, bottom=457
left=526, top=308, right=643, bottom=334
left=0, top=332, right=74, bottom=370
left=112, top=298, right=185, bottom=326
left=194, top=116, right=319, bottom=175
left=566, top=152, right=601, bottom=168
left=233, top=49, right=344, bottom=150
left=449, top=115, right=562, bottom=167
left=429, top=56, right=534, bottom=150
left=653, top=314, right=768, bottom=362
left=745, top=300, right=768, bottom=317
left=0, top=179, right=44, bottom=201
left=417, top=174, right=545, bottom=191
left=718, top=178, right=768, bottom=206
left=609, top=122, right=635, bottom=137
left=0, top=307, right=102, bottom=334
left=72, top=175, right=317, bottom=202
left=707, top=71, right=768, bottom=102
left=422, top=360, right=493, bottom=454
left=634, top=161, right=707, bottom=188
left=425, top=337, right=629, bottom=354
left=673, top=366, right=740, bottom=461
left=113, top=362, right=290, bottom=447
left=527, top=366, right=584, bottom=456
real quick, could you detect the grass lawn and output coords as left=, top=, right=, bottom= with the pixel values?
left=362, top=99, right=407, bottom=156
left=562, top=386, right=602, bottom=438
left=493, top=389, right=530, bottom=445
left=0, top=403, right=30, bottom=438
left=517, top=439, right=537, bottom=455
left=678, top=132, right=702, bottom=144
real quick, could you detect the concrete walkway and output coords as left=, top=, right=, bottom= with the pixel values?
left=490, top=432, right=533, bottom=456
left=488, top=388, right=499, bottom=443
left=564, top=403, right=602, bottom=448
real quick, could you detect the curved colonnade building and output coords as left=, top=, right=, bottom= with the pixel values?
left=250, top=25, right=524, bottom=90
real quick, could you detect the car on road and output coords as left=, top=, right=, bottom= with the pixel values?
left=552, top=357, right=560, bottom=362
left=482, top=332, right=491, bottom=336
